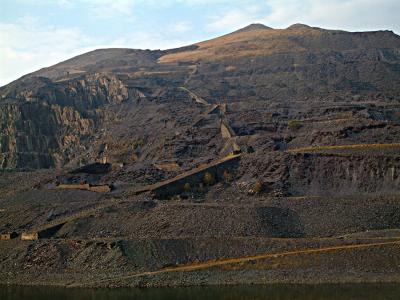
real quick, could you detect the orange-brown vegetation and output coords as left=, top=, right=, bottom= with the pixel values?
left=154, top=162, right=180, bottom=172
left=252, top=180, right=264, bottom=194
left=288, top=143, right=400, bottom=153
left=158, top=27, right=323, bottom=63
left=222, top=170, right=232, bottom=183
left=287, top=120, right=302, bottom=130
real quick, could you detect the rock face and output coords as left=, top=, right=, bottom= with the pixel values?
left=0, top=74, right=128, bottom=169
left=0, top=102, right=91, bottom=168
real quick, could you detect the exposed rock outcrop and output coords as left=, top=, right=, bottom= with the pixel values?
left=0, top=74, right=128, bottom=169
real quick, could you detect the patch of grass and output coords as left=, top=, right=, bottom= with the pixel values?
left=287, top=120, right=302, bottom=130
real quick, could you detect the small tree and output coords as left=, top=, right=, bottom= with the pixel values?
left=223, top=169, right=232, bottom=183
left=197, top=183, right=205, bottom=193
left=203, top=172, right=215, bottom=186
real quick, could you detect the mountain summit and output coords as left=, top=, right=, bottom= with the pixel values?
left=232, top=23, right=273, bottom=33
left=286, top=23, right=314, bottom=30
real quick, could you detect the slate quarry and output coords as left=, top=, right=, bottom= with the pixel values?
left=1, top=24, right=400, bottom=287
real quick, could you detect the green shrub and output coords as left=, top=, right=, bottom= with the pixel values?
left=203, top=172, right=215, bottom=186
left=197, top=183, right=205, bottom=193
left=183, top=182, right=192, bottom=192
left=288, top=120, right=302, bottom=130
left=133, top=139, right=144, bottom=150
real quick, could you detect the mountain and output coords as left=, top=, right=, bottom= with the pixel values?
left=1, top=24, right=400, bottom=287
left=1, top=23, right=399, bottom=171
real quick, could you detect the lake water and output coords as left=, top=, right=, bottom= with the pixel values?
left=1, top=284, right=399, bottom=300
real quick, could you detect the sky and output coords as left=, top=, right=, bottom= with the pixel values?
left=1, top=0, right=399, bottom=86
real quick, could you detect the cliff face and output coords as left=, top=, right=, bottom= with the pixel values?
left=0, top=74, right=128, bottom=169
left=0, top=103, right=90, bottom=168
left=1, top=73, right=128, bottom=109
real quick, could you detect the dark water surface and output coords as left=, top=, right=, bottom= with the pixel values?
left=1, top=284, right=399, bottom=300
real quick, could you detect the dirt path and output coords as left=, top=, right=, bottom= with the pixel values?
left=183, top=64, right=198, bottom=85
left=179, top=87, right=209, bottom=105
left=35, top=198, right=121, bottom=232
left=90, top=239, right=400, bottom=285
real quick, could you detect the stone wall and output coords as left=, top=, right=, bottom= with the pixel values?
left=151, top=155, right=241, bottom=199
left=21, top=232, right=39, bottom=241
left=0, top=232, right=17, bottom=240
left=57, top=183, right=110, bottom=193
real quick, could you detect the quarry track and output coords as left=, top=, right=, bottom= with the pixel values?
left=29, top=197, right=123, bottom=235
left=183, top=64, right=198, bottom=85
left=87, top=239, right=400, bottom=285
left=287, top=143, right=400, bottom=153
left=179, top=87, right=209, bottom=105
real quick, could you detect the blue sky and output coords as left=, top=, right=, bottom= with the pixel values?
left=1, top=0, right=400, bottom=86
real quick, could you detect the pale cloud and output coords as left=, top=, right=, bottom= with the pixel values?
left=206, top=6, right=263, bottom=32
left=178, top=0, right=233, bottom=4
left=263, top=0, right=400, bottom=33
left=0, top=16, right=195, bottom=86
left=82, top=0, right=136, bottom=19
left=56, top=0, right=74, bottom=8
left=107, top=30, right=196, bottom=50
left=0, top=17, right=97, bottom=85
left=169, top=21, right=192, bottom=34
left=205, top=0, right=400, bottom=33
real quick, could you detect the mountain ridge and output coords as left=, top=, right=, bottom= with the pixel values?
left=2, top=23, right=399, bottom=87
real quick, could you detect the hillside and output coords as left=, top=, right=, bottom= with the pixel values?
left=1, top=24, right=400, bottom=287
